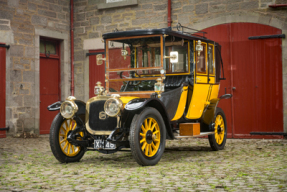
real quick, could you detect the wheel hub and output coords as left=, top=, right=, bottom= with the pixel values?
left=146, top=130, right=153, bottom=144
left=217, top=125, right=222, bottom=133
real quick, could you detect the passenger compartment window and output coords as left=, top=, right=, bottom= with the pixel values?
left=208, top=44, right=214, bottom=75
left=195, top=42, right=206, bottom=74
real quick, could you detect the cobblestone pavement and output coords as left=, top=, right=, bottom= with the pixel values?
left=0, top=136, right=287, bottom=192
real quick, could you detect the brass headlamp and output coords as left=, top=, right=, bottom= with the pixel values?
left=60, top=96, right=78, bottom=119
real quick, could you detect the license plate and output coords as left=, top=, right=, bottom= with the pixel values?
left=94, top=140, right=116, bottom=149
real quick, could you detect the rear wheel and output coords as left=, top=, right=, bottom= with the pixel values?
left=49, top=113, right=85, bottom=163
left=208, top=108, right=227, bottom=151
left=129, top=107, right=166, bottom=166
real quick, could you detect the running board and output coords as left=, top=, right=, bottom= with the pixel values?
left=175, top=132, right=214, bottom=139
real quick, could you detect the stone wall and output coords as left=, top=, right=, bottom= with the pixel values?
left=0, top=0, right=71, bottom=136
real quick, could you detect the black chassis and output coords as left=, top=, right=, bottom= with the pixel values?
left=48, top=97, right=174, bottom=154
left=48, top=91, right=232, bottom=154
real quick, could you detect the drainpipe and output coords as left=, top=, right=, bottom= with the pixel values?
left=167, top=0, right=172, bottom=27
left=70, top=0, right=75, bottom=96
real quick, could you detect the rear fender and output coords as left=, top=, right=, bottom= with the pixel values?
left=125, top=98, right=174, bottom=139
left=200, top=94, right=232, bottom=132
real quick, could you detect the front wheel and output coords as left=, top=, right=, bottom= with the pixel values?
left=129, top=107, right=166, bottom=166
left=49, top=113, right=86, bottom=163
left=208, top=107, right=227, bottom=151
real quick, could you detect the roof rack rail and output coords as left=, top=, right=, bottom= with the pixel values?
left=173, top=23, right=207, bottom=38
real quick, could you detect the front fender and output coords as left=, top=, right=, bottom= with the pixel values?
left=125, top=98, right=149, bottom=111
left=125, top=98, right=175, bottom=139
left=47, top=100, right=86, bottom=125
left=47, top=101, right=62, bottom=111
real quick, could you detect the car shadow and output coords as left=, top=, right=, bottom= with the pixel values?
left=164, top=146, right=211, bottom=152
left=78, top=146, right=212, bottom=167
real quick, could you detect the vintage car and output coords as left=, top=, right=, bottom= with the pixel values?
left=48, top=25, right=232, bottom=166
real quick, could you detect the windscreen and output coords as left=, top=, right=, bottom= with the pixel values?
left=106, top=36, right=189, bottom=92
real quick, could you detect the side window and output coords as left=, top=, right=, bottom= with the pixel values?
left=208, top=44, right=214, bottom=75
left=195, top=42, right=206, bottom=74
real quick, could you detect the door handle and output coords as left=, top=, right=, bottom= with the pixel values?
left=232, top=87, right=236, bottom=90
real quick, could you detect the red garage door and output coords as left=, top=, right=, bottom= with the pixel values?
left=204, top=23, right=283, bottom=138
left=0, top=45, right=6, bottom=138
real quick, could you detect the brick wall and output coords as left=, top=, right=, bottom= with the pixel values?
left=0, top=0, right=70, bottom=136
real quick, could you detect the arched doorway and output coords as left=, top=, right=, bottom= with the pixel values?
left=203, top=23, right=283, bottom=138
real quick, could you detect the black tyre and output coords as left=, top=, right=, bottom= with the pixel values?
left=208, top=107, right=227, bottom=151
left=129, top=107, right=166, bottom=166
left=49, top=113, right=85, bottom=163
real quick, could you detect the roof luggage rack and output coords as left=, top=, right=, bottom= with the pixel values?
left=173, top=23, right=207, bottom=38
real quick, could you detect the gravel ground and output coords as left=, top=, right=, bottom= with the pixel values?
left=0, top=136, right=287, bottom=192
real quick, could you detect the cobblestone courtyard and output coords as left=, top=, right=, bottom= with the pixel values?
left=0, top=136, right=287, bottom=192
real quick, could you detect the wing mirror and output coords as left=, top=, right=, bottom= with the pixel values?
left=164, top=51, right=178, bottom=63
left=96, top=54, right=106, bottom=65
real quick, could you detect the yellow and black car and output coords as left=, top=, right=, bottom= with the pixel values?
left=48, top=25, right=232, bottom=166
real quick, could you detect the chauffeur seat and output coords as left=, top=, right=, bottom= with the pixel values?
left=163, top=73, right=194, bottom=90
left=120, top=73, right=194, bottom=92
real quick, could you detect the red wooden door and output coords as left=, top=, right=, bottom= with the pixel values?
left=0, top=46, right=6, bottom=138
left=40, top=40, right=60, bottom=134
left=204, top=23, right=283, bottom=138
left=89, top=49, right=105, bottom=98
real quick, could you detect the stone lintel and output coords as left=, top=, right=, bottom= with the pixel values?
left=97, top=0, right=138, bottom=10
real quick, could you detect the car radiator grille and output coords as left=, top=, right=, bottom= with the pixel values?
left=87, top=100, right=117, bottom=132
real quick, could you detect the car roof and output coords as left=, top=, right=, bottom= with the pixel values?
left=102, top=27, right=218, bottom=44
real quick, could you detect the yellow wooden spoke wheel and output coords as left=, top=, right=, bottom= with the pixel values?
left=214, top=115, right=225, bottom=145
left=50, top=113, right=86, bottom=163
left=130, top=107, right=166, bottom=166
left=139, top=117, right=161, bottom=157
left=208, top=107, right=227, bottom=151
left=58, top=119, right=83, bottom=157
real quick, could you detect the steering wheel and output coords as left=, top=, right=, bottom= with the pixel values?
left=131, top=71, right=142, bottom=86
left=119, top=71, right=142, bottom=89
